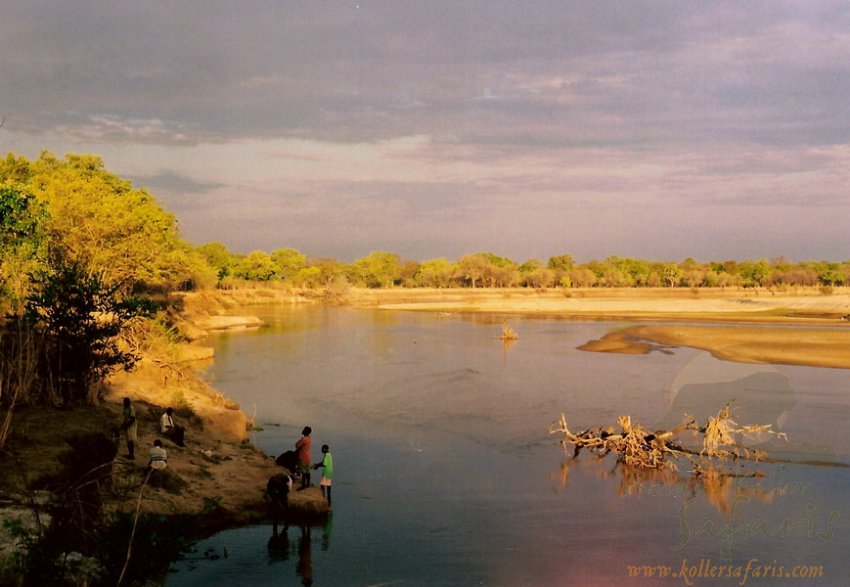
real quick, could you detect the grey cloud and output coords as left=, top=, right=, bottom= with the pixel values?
left=3, top=1, right=847, bottom=148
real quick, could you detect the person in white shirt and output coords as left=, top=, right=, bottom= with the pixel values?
left=148, top=439, right=167, bottom=470
left=160, top=407, right=186, bottom=447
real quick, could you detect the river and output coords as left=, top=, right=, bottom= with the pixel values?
left=166, top=306, right=850, bottom=586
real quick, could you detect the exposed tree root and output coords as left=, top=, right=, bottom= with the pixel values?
left=549, top=403, right=787, bottom=475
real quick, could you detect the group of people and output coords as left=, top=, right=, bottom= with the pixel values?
left=121, top=398, right=335, bottom=510
left=120, top=397, right=186, bottom=471
left=294, top=426, right=334, bottom=506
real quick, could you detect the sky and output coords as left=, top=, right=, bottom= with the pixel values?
left=1, top=1, right=849, bottom=263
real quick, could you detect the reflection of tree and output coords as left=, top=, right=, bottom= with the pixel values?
left=550, top=456, right=780, bottom=517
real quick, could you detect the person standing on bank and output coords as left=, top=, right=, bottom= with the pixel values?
left=295, top=426, right=312, bottom=490
left=312, top=444, right=333, bottom=506
left=160, top=407, right=186, bottom=447
left=121, top=397, right=137, bottom=459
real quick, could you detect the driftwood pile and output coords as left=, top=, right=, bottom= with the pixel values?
left=549, top=404, right=787, bottom=475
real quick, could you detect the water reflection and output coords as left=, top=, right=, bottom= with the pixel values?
left=550, top=456, right=784, bottom=515
left=267, top=520, right=333, bottom=586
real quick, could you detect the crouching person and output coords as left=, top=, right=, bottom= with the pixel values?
left=148, top=439, right=168, bottom=471
left=267, top=473, right=293, bottom=534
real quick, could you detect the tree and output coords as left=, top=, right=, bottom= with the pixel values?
left=233, top=251, right=278, bottom=281
left=16, top=152, right=198, bottom=291
left=21, top=259, right=154, bottom=405
left=547, top=254, right=575, bottom=272
left=568, top=267, right=597, bottom=288
left=350, top=252, right=401, bottom=288
left=294, top=266, right=322, bottom=288
left=547, top=254, right=575, bottom=286
left=518, top=259, right=553, bottom=288
left=415, top=258, right=455, bottom=287
left=197, top=242, right=234, bottom=281
left=399, top=260, right=421, bottom=287
left=739, top=259, right=770, bottom=288
left=288, top=257, right=348, bottom=288
left=455, top=254, right=491, bottom=288
left=818, top=268, right=845, bottom=287
left=0, top=186, right=49, bottom=312
left=662, top=264, right=683, bottom=288
left=270, top=248, right=307, bottom=281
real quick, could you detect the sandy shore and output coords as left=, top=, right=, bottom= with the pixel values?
left=348, top=287, right=850, bottom=369
left=359, top=286, right=850, bottom=321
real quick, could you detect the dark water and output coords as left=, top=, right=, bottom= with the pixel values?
left=166, top=306, right=850, bottom=586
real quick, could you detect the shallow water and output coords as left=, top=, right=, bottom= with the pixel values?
left=166, top=306, right=850, bottom=586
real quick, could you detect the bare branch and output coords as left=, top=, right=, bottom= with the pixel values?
left=550, top=403, right=786, bottom=473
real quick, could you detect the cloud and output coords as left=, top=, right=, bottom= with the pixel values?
left=2, top=2, right=849, bottom=261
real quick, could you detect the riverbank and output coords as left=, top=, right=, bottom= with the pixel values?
left=346, top=286, right=850, bottom=369
left=181, top=286, right=850, bottom=369
left=353, top=286, right=850, bottom=323
left=0, top=298, right=327, bottom=584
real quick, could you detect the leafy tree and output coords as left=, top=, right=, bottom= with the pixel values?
left=607, top=256, right=651, bottom=286
left=270, top=248, right=307, bottom=281
left=305, top=257, right=348, bottom=287
left=523, top=268, right=554, bottom=288
left=587, top=259, right=633, bottom=287
left=415, top=258, right=455, bottom=287
left=518, top=259, right=545, bottom=274
left=233, top=251, right=277, bottom=281
left=684, top=270, right=705, bottom=288
left=21, top=259, right=154, bottom=405
left=818, top=268, right=845, bottom=286
left=197, top=242, right=234, bottom=281
left=15, top=152, right=198, bottom=291
left=646, top=271, right=662, bottom=287
left=350, top=251, right=401, bottom=288
left=738, top=259, right=770, bottom=288
left=399, top=260, right=421, bottom=287
left=568, top=267, right=597, bottom=288
left=0, top=186, right=49, bottom=312
left=662, top=264, right=683, bottom=288
left=547, top=254, right=575, bottom=271
left=455, top=254, right=491, bottom=288
left=517, top=259, right=553, bottom=287
left=294, top=266, right=322, bottom=288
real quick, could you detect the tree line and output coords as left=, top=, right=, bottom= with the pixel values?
left=3, top=150, right=849, bottom=319
left=202, top=247, right=850, bottom=291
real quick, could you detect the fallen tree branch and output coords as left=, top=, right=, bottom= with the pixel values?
left=549, top=403, right=787, bottom=473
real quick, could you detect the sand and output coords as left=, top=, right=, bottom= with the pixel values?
left=347, top=286, right=850, bottom=369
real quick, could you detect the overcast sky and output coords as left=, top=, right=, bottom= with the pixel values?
left=1, top=1, right=848, bottom=262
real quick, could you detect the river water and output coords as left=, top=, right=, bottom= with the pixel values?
left=166, top=306, right=849, bottom=586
